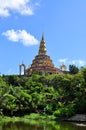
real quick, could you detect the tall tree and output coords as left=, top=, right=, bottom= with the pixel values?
left=69, top=65, right=79, bottom=74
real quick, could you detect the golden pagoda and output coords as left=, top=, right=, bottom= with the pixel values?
left=25, top=34, right=63, bottom=75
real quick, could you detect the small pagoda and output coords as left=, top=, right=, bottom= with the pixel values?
left=25, top=34, right=63, bottom=75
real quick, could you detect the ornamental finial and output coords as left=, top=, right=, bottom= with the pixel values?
left=38, top=33, right=47, bottom=55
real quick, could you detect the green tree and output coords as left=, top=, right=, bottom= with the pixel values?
left=80, top=67, right=86, bottom=86
left=0, top=77, right=9, bottom=102
left=2, top=94, right=16, bottom=115
left=69, top=64, right=79, bottom=74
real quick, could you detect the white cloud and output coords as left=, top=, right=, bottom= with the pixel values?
left=78, top=60, right=86, bottom=66
left=58, top=58, right=67, bottom=64
left=69, top=60, right=86, bottom=67
left=70, top=60, right=76, bottom=65
left=2, top=29, right=39, bottom=46
left=58, top=58, right=86, bottom=68
left=0, top=0, right=39, bottom=17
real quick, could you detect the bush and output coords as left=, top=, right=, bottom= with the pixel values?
left=54, top=104, right=75, bottom=118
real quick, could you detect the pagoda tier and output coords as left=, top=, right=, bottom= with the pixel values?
left=26, top=34, right=63, bottom=75
left=26, top=55, right=57, bottom=74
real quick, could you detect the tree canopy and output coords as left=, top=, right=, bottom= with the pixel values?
left=0, top=68, right=86, bottom=118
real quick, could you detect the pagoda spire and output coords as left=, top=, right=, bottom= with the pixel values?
left=42, top=32, right=44, bottom=40
left=38, top=33, right=47, bottom=55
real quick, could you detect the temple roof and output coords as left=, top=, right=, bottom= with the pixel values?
left=25, top=34, right=64, bottom=75
left=38, top=34, right=47, bottom=55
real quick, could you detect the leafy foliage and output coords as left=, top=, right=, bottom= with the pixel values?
left=0, top=68, right=86, bottom=117
left=69, top=64, right=79, bottom=74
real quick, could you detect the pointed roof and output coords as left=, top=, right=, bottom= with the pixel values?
left=42, top=32, right=44, bottom=41
left=38, top=34, right=47, bottom=55
left=26, top=34, right=64, bottom=75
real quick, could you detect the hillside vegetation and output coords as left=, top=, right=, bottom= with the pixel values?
left=0, top=67, right=86, bottom=119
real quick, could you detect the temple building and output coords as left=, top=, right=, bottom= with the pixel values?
left=19, top=34, right=64, bottom=75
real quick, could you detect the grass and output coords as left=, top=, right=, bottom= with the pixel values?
left=24, top=113, right=55, bottom=120
left=0, top=113, right=56, bottom=124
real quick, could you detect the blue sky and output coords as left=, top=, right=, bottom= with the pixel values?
left=0, top=0, right=86, bottom=75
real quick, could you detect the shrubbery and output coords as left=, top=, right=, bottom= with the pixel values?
left=0, top=68, right=86, bottom=118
